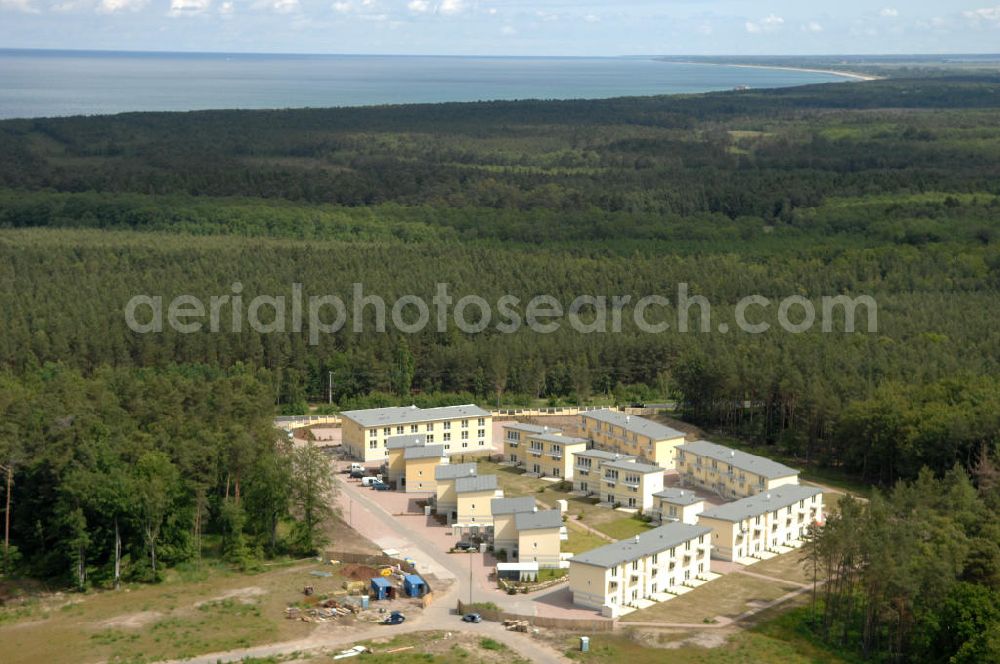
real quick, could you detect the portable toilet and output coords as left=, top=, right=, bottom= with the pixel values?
left=580, top=636, right=590, bottom=652
left=370, top=576, right=393, bottom=600
left=403, top=574, right=427, bottom=598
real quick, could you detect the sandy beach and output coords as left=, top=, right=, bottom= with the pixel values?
left=662, top=60, right=881, bottom=82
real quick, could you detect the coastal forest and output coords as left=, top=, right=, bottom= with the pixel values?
left=1, top=74, right=1000, bottom=661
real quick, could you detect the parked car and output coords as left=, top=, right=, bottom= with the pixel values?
left=361, top=475, right=384, bottom=487
left=349, top=470, right=365, bottom=479
left=454, top=541, right=477, bottom=552
left=349, top=462, right=365, bottom=473
left=371, top=481, right=391, bottom=491
left=462, top=612, right=482, bottom=623
left=382, top=611, right=406, bottom=625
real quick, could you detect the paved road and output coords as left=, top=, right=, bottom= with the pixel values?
left=160, top=476, right=571, bottom=664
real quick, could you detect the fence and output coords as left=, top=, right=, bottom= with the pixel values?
left=456, top=599, right=615, bottom=632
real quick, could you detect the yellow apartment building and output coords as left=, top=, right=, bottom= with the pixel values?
left=403, top=444, right=447, bottom=493
left=341, top=404, right=493, bottom=462
left=676, top=440, right=799, bottom=500
left=600, top=459, right=665, bottom=511
left=523, top=432, right=588, bottom=480
left=386, top=434, right=426, bottom=487
left=571, top=449, right=635, bottom=495
left=580, top=410, right=686, bottom=468
left=651, top=488, right=705, bottom=525
left=454, top=474, right=502, bottom=528
left=491, top=496, right=538, bottom=555
left=568, top=523, right=712, bottom=614
left=501, top=422, right=550, bottom=464
left=434, top=462, right=478, bottom=520
left=515, top=510, right=564, bottom=568
left=697, top=485, right=824, bottom=563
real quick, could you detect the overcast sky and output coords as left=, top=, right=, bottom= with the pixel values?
left=1, top=0, right=999, bottom=56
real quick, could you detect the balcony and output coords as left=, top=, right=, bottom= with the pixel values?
left=549, top=452, right=563, bottom=460
left=506, top=441, right=519, bottom=447
left=529, top=448, right=543, bottom=457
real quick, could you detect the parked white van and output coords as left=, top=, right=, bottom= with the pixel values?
left=361, top=475, right=384, bottom=487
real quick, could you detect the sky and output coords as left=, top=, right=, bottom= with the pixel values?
left=1, top=0, right=1000, bottom=56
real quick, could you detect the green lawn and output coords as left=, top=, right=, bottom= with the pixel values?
left=749, top=550, right=823, bottom=586
left=592, top=516, right=657, bottom=540
left=477, top=460, right=550, bottom=498
left=627, top=572, right=802, bottom=624
left=564, top=523, right=611, bottom=556
left=559, top=621, right=856, bottom=664
left=305, top=631, right=532, bottom=663
left=0, top=558, right=345, bottom=664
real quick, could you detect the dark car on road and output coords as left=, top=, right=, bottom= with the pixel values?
left=462, top=612, right=482, bottom=623
left=372, top=481, right=391, bottom=491
left=454, top=541, right=478, bottom=552
left=383, top=611, right=406, bottom=625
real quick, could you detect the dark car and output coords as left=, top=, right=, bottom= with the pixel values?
left=349, top=470, right=365, bottom=479
left=454, top=541, right=477, bottom=552
left=462, top=612, right=482, bottom=623
left=383, top=611, right=406, bottom=625
left=372, top=481, right=391, bottom=491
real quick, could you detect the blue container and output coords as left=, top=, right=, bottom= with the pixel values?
left=403, top=574, right=426, bottom=597
left=370, top=576, right=393, bottom=600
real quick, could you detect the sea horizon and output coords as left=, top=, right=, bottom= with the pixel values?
left=0, top=49, right=856, bottom=120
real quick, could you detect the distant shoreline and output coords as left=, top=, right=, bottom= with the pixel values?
left=660, top=60, right=880, bottom=82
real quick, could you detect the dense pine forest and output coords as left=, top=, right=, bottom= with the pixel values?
left=1, top=75, right=1000, bottom=660
left=2, top=76, right=998, bottom=479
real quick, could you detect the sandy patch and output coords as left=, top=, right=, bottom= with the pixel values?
left=196, top=586, right=267, bottom=607
left=100, top=610, right=162, bottom=629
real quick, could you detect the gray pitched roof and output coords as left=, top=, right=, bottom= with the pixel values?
left=455, top=474, right=498, bottom=494
left=386, top=434, right=427, bottom=450
left=653, top=488, right=703, bottom=506
left=530, top=432, right=587, bottom=445
left=698, top=485, right=822, bottom=523
left=404, top=444, right=446, bottom=460
left=677, top=440, right=799, bottom=480
left=435, top=462, right=478, bottom=481
left=573, top=449, right=635, bottom=463
left=603, top=459, right=662, bottom=474
left=569, top=522, right=711, bottom=569
left=583, top=409, right=685, bottom=441
left=515, top=509, right=563, bottom=531
left=491, top=496, right=537, bottom=516
left=341, top=404, right=491, bottom=428
left=502, top=422, right=553, bottom=434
